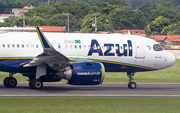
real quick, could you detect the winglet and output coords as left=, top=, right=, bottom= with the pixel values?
left=35, top=26, right=51, bottom=48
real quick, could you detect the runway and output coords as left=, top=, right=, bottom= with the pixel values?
left=0, top=83, right=180, bottom=97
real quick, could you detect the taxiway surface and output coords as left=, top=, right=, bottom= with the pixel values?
left=0, top=83, right=179, bottom=97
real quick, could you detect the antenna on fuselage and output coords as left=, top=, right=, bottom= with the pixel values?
left=128, top=31, right=131, bottom=35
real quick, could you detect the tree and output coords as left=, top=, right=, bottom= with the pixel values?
left=97, top=14, right=114, bottom=31
left=81, top=13, right=113, bottom=32
left=145, top=25, right=151, bottom=36
left=47, top=14, right=67, bottom=26
left=14, top=16, right=30, bottom=27
left=98, top=2, right=114, bottom=15
left=69, top=1, right=90, bottom=19
left=69, top=15, right=82, bottom=31
left=30, top=16, right=46, bottom=26
left=148, top=2, right=177, bottom=24
left=173, top=23, right=180, bottom=35
left=0, top=3, right=6, bottom=13
left=161, top=23, right=177, bottom=34
left=29, top=0, right=39, bottom=7
left=0, top=16, right=17, bottom=27
left=25, top=5, right=58, bottom=19
left=52, top=2, right=70, bottom=14
left=138, top=4, right=158, bottom=20
left=110, top=7, right=146, bottom=30
left=145, top=16, right=170, bottom=35
left=162, top=2, right=172, bottom=7
left=90, top=6, right=100, bottom=13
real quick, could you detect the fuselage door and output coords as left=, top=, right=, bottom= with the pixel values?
left=134, top=39, right=145, bottom=59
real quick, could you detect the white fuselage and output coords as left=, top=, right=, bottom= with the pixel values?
left=0, top=32, right=176, bottom=72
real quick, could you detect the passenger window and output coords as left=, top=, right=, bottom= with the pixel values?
left=31, top=44, right=34, bottom=48
left=65, top=45, right=68, bottom=49
left=3, top=44, right=5, bottom=48
left=79, top=45, right=81, bottom=49
left=12, top=44, right=15, bottom=48
left=74, top=45, right=77, bottom=49
left=22, top=44, right=24, bottom=48
left=7, top=44, right=10, bottom=48
left=83, top=45, right=86, bottom=49
left=26, top=44, right=29, bottom=48
left=70, top=45, right=72, bottom=49
left=58, top=45, right=61, bottom=48
left=153, top=44, right=163, bottom=51
left=17, top=44, right=19, bottom=48
left=36, top=44, right=38, bottom=48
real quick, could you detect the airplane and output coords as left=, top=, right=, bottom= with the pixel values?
left=0, top=26, right=176, bottom=89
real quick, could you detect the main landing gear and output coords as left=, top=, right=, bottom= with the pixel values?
left=29, top=79, right=43, bottom=89
left=127, top=72, right=137, bottom=89
left=28, top=64, right=46, bottom=89
left=3, top=73, right=17, bottom=88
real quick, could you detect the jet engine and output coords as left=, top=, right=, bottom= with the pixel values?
left=56, top=61, right=105, bottom=85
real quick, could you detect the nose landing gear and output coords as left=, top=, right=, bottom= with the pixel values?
left=127, top=72, right=137, bottom=89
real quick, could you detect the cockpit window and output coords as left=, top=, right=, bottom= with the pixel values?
left=153, top=44, right=163, bottom=51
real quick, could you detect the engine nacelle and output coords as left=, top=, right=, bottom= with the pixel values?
left=56, top=61, right=105, bottom=85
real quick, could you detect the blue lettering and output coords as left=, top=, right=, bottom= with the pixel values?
left=88, top=39, right=133, bottom=57
left=116, top=44, right=127, bottom=56
left=88, top=39, right=103, bottom=56
left=128, top=40, right=133, bottom=56
left=104, top=44, right=115, bottom=56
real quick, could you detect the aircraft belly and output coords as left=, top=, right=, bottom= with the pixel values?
left=90, top=57, right=154, bottom=72
left=0, top=59, right=34, bottom=72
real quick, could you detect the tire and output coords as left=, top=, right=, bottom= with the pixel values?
left=127, top=82, right=131, bottom=89
left=129, top=82, right=137, bottom=89
left=31, top=79, right=43, bottom=89
left=3, top=77, right=17, bottom=88
left=130, top=82, right=137, bottom=89
left=3, top=77, right=9, bottom=87
left=29, top=79, right=34, bottom=89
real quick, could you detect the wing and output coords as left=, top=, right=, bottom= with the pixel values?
left=22, top=26, right=90, bottom=71
left=23, top=26, right=71, bottom=70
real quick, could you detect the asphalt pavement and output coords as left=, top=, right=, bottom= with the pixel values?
left=0, top=83, right=179, bottom=97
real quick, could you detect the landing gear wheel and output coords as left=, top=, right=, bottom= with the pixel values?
left=128, top=82, right=137, bottom=89
left=29, top=79, right=34, bottom=89
left=3, top=77, right=9, bottom=87
left=3, top=77, right=17, bottom=88
left=29, top=79, right=43, bottom=89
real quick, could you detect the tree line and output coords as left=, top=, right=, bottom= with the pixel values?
left=0, top=1, right=180, bottom=35
left=1, top=0, right=180, bottom=9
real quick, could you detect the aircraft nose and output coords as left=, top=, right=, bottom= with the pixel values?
left=166, top=51, right=176, bottom=67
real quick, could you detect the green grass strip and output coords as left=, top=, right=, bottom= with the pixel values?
left=0, top=97, right=179, bottom=113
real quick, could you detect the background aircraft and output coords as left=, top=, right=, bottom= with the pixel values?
left=0, top=27, right=176, bottom=89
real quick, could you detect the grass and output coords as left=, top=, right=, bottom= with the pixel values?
left=0, top=60, right=180, bottom=83
left=0, top=97, right=179, bottom=113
